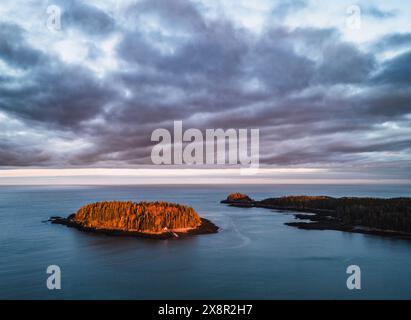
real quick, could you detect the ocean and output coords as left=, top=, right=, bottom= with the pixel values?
left=1, top=184, right=410, bottom=299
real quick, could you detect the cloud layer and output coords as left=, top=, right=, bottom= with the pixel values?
left=0, top=0, right=410, bottom=180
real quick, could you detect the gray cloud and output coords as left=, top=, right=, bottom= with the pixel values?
left=0, top=139, right=52, bottom=167
left=0, top=0, right=410, bottom=177
left=373, top=50, right=411, bottom=84
left=59, top=0, right=116, bottom=36
left=271, top=0, right=307, bottom=18
left=0, top=23, right=45, bottom=69
left=0, top=62, right=119, bottom=128
left=363, top=6, right=397, bottom=20
left=315, top=42, right=375, bottom=84
left=373, top=32, right=411, bottom=51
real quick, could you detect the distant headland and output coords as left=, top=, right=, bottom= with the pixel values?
left=50, top=201, right=218, bottom=239
left=222, top=193, right=411, bottom=239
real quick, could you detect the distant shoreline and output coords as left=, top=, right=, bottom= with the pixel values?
left=221, top=194, right=411, bottom=240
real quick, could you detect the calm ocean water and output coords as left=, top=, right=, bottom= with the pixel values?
left=0, top=184, right=410, bottom=300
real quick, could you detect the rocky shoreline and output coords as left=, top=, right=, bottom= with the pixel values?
left=221, top=194, right=411, bottom=240
left=286, top=217, right=411, bottom=240
left=49, top=215, right=218, bottom=240
left=49, top=201, right=219, bottom=240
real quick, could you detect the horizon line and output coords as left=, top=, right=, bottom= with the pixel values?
left=1, top=168, right=410, bottom=185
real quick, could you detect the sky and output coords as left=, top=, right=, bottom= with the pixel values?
left=0, top=0, right=410, bottom=185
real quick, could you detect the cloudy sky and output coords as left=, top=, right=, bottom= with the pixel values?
left=0, top=0, right=410, bottom=184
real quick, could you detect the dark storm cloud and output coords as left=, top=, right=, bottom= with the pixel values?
left=360, top=88, right=411, bottom=117
left=118, top=2, right=249, bottom=83
left=0, top=0, right=410, bottom=171
left=373, top=32, right=411, bottom=51
left=314, top=42, right=375, bottom=84
left=326, top=139, right=411, bottom=154
left=251, top=29, right=315, bottom=93
left=0, top=61, right=119, bottom=128
left=58, top=0, right=116, bottom=36
left=0, top=10, right=119, bottom=129
left=261, top=138, right=411, bottom=166
left=373, top=50, right=411, bottom=84
left=271, top=0, right=307, bottom=18
left=0, top=23, right=45, bottom=69
left=129, top=0, right=207, bottom=32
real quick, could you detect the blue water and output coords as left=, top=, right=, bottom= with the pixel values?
left=0, top=184, right=410, bottom=300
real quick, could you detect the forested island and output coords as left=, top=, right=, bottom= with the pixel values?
left=50, top=201, right=218, bottom=239
left=222, top=193, right=411, bottom=239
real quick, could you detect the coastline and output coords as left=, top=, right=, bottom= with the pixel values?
left=221, top=198, right=411, bottom=240
left=49, top=215, right=219, bottom=240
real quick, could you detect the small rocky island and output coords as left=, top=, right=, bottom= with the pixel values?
left=50, top=201, right=218, bottom=239
left=222, top=193, right=411, bottom=239
left=221, top=193, right=254, bottom=206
